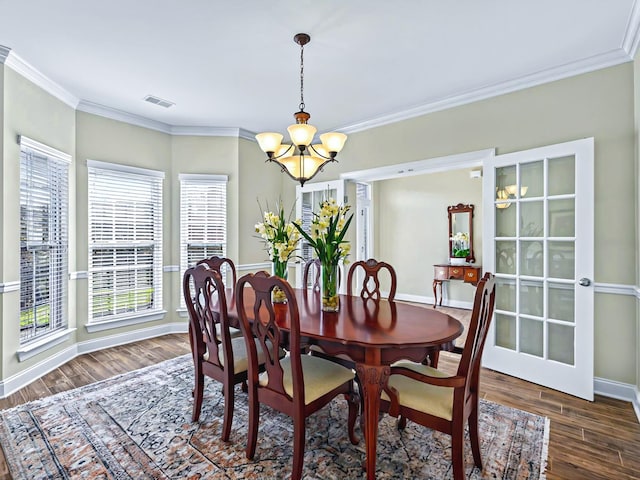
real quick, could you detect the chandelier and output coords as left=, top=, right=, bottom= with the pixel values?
left=255, top=33, right=347, bottom=186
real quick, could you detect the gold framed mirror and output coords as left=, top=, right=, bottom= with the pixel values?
left=448, top=203, right=475, bottom=263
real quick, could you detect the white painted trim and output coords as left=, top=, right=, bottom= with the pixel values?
left=69, top=271, right=88, bottom=280
left=338, top=49, right=631, bottom=134
left=77, top=322, right=188, bottom=355
left=593, top=282, right=638, bottom=296
left=237, top=262, right=271, bottom=272
left=78, top=100, right=173, bottom=133
left=0, top=281, right=20, bottom=293
left=170, top=125, right=252, bottom=139
left=4, top=50, right=79, bottom=108
left=393, top=292, right=474, bottom=310
left=176, top=308, right=188, bottom=318
left=622, top=0, right=640, bottom=58
left=237, top=129, right=257, bottom=141
left=163, top=265, right=179, bottom=273
left=0, top=345, right=77, bottom=398
left=0, top=322, right=189, bottom=398
left=86, top=159, right=165, bottom=178
left=340, top=148, right=495, bottom=182
left=0, top=45, right=10, bottom=63
left=178, top=173, right=229, bottom=182
left=16, top=328, right=77, bottom=362
left=85, top=310, right=167, bottom=333
left=77, top=102, right=258, bottom=140
left=18, top=135, right=72, bottom=163
left=594, top=377, right=640, bottom=423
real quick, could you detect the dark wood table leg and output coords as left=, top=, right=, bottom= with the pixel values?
left=355, top=362, right=390, bottom=480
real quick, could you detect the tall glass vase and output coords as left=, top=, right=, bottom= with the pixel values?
left=271, top=258, right=288, bottom=303
left=320, top=261, right=340, bottom=312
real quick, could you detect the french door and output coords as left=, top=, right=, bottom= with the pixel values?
left=295, top=180, right=345, bottom=289
left=482, top=138, right=594, bottom=400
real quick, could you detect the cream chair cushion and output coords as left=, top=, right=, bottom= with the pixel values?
left=203, top=337, right=268, bottom=374
left=215, top=323, right=242, bottom=340
left=382, top=360, right=455, bottom=421
left=259, top=355, right=354, bottom=405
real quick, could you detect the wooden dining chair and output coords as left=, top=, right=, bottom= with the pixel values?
left=183, top=263, right=269, bottom=441
left=197, top=255, right=237, bottom=291
left=379, top=272, right=496, bottom=480
left=347, top=258, right=397, bottom=301
left=236, top=271, right=359, bottom=480
left=196, top=255, right=242, bottom=339
left=302, top=258, right=321, bottom=291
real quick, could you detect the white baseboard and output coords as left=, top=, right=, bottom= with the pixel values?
left=78, top=322, right=187, bottom=355
left=0, top=345, right=78, bottom=399
left=0, top=321, right=188, bottom=399
left=594, top=377, right=640, bottom=423
left=393, top=292, right=474, bottom=310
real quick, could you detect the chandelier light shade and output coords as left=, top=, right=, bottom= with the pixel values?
left=255, top=33, right=347, bottom=186
left=495, top=184, right=527, bottom=209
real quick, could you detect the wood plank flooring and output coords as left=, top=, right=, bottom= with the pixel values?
left=0, top=324, right=638, bottom=479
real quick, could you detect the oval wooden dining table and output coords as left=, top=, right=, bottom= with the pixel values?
left=228, top=288, right=463, bottom=480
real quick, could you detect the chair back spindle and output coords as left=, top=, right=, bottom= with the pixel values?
left=183, top=264, right=231, bottom=370
left=237, top=271, right=303, bottom=402
left=347, top=258, right=397, bottom=301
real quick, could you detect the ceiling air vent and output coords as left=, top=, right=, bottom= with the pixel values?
left=143, top=95, right=175, bottom=108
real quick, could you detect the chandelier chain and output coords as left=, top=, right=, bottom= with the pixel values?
left=299, top=42, right=305, bottom=112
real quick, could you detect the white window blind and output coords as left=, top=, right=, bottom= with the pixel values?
left=19, top=136, right=70, bottom=344
left=179, top=174, right=227, bottom=279
left=88, top=161, right=164, bottom=322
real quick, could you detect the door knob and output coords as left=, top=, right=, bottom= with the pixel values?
left=578, top=278, right=591, bottom=286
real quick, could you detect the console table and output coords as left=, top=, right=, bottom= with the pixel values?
left=433, top=263, right=482, bottom=308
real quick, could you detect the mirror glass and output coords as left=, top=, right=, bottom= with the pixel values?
left=448, top=203, right=474, bottom=263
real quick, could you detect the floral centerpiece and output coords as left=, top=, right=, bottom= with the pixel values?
left=255, top=202, right=301, bottom=302
left=294, top=197, right=353, bottom=312
left=450, top=231, right=470, bottom=264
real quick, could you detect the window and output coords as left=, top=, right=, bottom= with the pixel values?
left=19, top=136, right=70, bottom=343
left=179, top=174, right=228, bottom=278
left=87, top=161, right=164, bottom=322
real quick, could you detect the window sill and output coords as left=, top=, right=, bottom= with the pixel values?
left=85, top=310, right=167, bottom=333
left=17, top=328, right=77, bottom=362
left=176, top=308, right=188, bottom=318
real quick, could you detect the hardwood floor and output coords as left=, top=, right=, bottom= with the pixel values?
left=0, top=328, right=638, bottom=479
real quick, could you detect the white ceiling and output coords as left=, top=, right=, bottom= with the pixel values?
left=1, top=1, right=638, bottom=135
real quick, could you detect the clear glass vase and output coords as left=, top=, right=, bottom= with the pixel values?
left=271, top=259, right=288, bottom=304
left=320, top=261, right=340, bottom=312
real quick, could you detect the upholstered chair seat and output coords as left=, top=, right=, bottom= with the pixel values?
left=259, top=354, right=355, bottom=405
left=382, top=361, right=454, bottom=421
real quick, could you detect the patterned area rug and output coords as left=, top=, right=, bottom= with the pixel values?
left=0, top=355, right=548, bottom=479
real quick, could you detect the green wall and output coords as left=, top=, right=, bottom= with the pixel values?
left=1, top=68, right=76, bottom=378
left=0, top=57, right=638, bottom=392
left=305, top=63, right=637, bottom=384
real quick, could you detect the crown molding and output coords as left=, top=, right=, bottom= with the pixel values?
left=169, top=125, right=256, bottom=140
left=4, top=49, right=79, bottom=109
left=77, top=100, right=173, bottom=133
left=77, top=101, right=258, bottom=141
left=3, top=35, right=636, bottom=140
left=0, top=45, right=10, bottom=63
left=623, top=0, right=640, bottom=57
left=338, top=48, right=632, bottom=134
